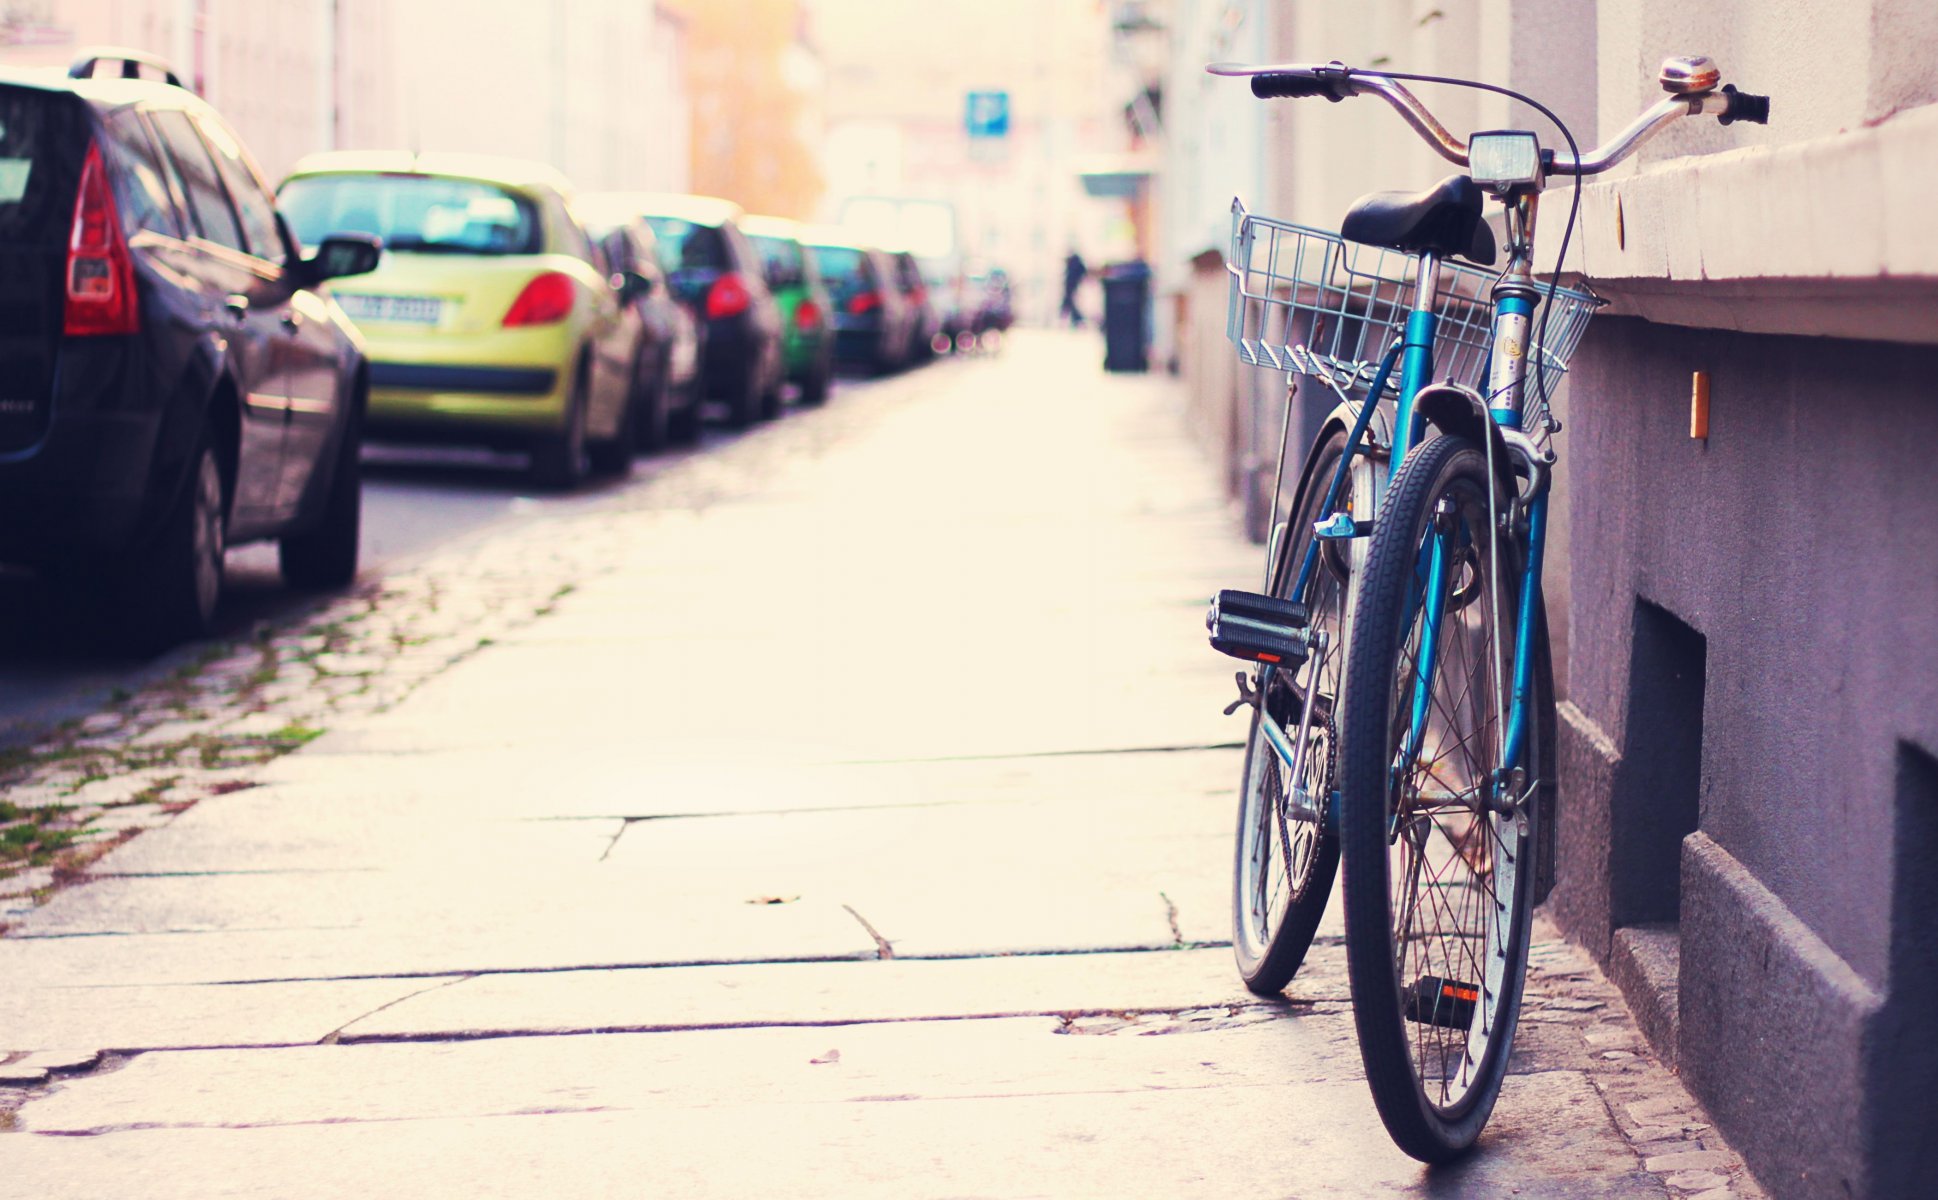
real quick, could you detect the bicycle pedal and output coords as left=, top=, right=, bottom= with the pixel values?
left=1404, top=976, right=1479, bottom=1030
left=1314, top=512, right=1373, bottom=539
left=1206, top=590, right=1310, bottom=666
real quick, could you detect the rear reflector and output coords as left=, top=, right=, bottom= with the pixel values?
left=64, top=141, right=139, bottom=337
left=503, top=272, right=576, bottom=326
left=705, top=273, right=752, bottom=320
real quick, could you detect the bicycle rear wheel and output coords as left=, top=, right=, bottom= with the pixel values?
left=1337, top=433, right=1543, bottom=1160
left=1231, top=431, right=1352, bottom=995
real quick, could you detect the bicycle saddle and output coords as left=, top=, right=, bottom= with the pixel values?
left=1340, top=174, right=1496, bottom=265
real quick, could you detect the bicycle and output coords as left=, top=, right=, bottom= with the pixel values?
left=1203, top=55, right=1768, bottom=1160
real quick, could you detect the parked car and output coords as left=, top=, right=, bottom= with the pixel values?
left=889, top=249, right=942, bottom=361
left=279, top=152, right=648, bottom=487
left=579, top=211, right=703, bottom=449
left=581, top=193, right=783, bottom=429
left=0, top=52, right=380, bottom=651
left=800, top=231, right=916, bottom=375
left=739, top=215, right=834, bottom=406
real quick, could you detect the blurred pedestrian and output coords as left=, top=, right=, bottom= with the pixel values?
left=1061, top=251, right=1088, bottom=327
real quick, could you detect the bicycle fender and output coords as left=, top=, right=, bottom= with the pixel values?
left=1271, top=399, right=1392, bottom=592
left=1410, top=382, right=1513, bottom=464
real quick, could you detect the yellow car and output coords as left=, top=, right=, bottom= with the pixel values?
left=278, top=152, right=648, bottom=487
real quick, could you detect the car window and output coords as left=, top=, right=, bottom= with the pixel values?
left=747, top=234, right=803, bottom=284
left=279, top=173, right=541, bottom=255
left=148, top=108, right=246, bottom=253
left=555, top=202, right=595, bottom=264
left=641, top=217, right=728, bottom=271
left=808, top=244, right=865, bottom=282
left=101, top=110, right=181, bottom=239
left=0, top=85, right=87, bottom=244
left=193, top=113, right=285, bottom=264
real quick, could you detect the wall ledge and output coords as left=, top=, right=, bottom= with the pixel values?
left=1538, top=103, right=1938, bottom=344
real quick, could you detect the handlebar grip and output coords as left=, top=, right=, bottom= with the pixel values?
left=1719, top=84, right=1770, bottom=125
left=1250, top=73, right=1346, bottom=102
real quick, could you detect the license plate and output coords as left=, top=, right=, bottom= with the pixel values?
left=335, top=293, right=444, bottom=325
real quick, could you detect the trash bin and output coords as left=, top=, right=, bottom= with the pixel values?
left=1100, top=260, right=1151, bottom=373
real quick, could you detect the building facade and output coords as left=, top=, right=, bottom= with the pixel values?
left=809, top=0, right=1131, bottom=324
left=0, top=0, right=399, bottom=181
left=0, top=0, right=690, bottom=193
left=1143, top=2, right=1938, bottom=1196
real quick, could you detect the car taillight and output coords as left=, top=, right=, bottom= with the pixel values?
left=64, top=141, right=139, bottom=337
left=794, top=298, right=822, bottom=331
left=705, top=273, right=752, bottom=320
left=909, top=286, right=928, bottom=306
left=502, top=272, right=576, bottom=326
left=847, top=290, right=880, bottom=315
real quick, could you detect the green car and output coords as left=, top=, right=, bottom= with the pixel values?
left=740, top=216, right=834, bottom=406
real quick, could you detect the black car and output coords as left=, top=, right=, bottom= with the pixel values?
left=0, top=52, right=380, bottom=650
left=581, top=213, right=704, bottom=450
left=802, top=234, right=916, bottom=374
left=581, top=192, right=783, bottom=428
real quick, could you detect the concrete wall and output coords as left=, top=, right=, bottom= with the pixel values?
left=1556, top=317, right=1938, bottom=1198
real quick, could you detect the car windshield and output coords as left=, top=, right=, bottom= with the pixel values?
left=0, top=86, right=84, bottom=244
left=641, top=216, right=729, bottom=272
left=279, top=173, right=541, bottom=255
left=808, top=245, right=866, bottom=282
left=747, top=233, right=802, bottom=281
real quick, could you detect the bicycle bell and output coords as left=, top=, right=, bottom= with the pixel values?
left=1658, top=55, right=1721, bottom=94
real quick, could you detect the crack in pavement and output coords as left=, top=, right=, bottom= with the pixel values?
left=331, top=1002, right=1339, bottom=1046
left=841, top=905, right=895, bottom=959
left=1159, top=891, right=1183, bottom=945
left=18, top=942, right=1262, bottom=988
left=525, top=796, right=1019, bottom=825
left=829, top=743, right=1245, bottom=766
left=318, top=975, right=475, bottom=1045
left=596, top=818, right=630, bottom=863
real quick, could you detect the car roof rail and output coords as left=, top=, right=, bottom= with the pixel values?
left=68, top=47, right=190, bottom=91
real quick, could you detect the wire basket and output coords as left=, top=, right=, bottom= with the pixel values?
left=1225, top=197, right=1598, bottom=424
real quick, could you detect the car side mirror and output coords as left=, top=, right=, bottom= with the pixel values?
left=614, top=270, right=654, bottom=301
left=304, top=234, right=383, bottom=284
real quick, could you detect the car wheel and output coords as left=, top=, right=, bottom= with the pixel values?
left=798, top=351, right=832, bottom=407
left=633, top=348, right=672, bottom=454
left=532, top=367, right=591, bottom=489
left=280, top=404, right=363, bottom=589
left=724, top=359, right=761, bottom=430
left=117, top=435, right=227, bottom=652
left=588, top=368, right=638, bottom=479
left=666, top=375, right=702, bottom=445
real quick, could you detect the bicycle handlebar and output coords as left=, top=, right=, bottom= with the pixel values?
left=1208, top=59, right=1769, bottom=177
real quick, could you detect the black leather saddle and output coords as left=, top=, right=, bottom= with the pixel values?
left=1340, top=174, right=1496, bottom=265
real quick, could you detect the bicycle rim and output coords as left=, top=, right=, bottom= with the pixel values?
left=1339, top=433, right=1538, bottom=1160
left=1232, top=434, right=1350, bottom=993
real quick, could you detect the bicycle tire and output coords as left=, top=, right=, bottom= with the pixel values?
left=1337, top=432, right=1544, bottom=1160
left=1231, top=431, right=1351, bottom=994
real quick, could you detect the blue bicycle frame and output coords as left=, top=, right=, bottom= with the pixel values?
left=1277, top=249, right=1549, bottom=800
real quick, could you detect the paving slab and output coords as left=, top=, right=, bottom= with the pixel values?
left=5, top=1020, right=1654, bottom=1199
left=339, top=947, right=1335, bottom=1041
left=0, top=977, right=461, bottom=1052
left=0, top=896, right=878, bottom=986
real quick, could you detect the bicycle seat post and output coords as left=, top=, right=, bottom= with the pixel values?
left=1392, top=251, right=1442, bottom=459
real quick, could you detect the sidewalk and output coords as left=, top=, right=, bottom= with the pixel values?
left=0, top=333, right=1759, bottom=1197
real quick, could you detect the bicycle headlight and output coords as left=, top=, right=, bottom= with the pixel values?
left=1468, top=130, right=1544, bottom=194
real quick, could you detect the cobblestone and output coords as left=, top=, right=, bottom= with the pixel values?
left=1522, top=916, right=1765, bottom=1198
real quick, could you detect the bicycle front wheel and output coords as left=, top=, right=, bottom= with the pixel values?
left=1337, top=433, right=1543, bottom=1161
left=1231, top=431, right=1351, bottom=995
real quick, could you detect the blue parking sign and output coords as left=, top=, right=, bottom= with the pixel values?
left=966, top=91, right=1009, bottom=139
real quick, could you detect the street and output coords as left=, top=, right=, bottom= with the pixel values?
left=0, top=335, right=1758, bottom=1197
